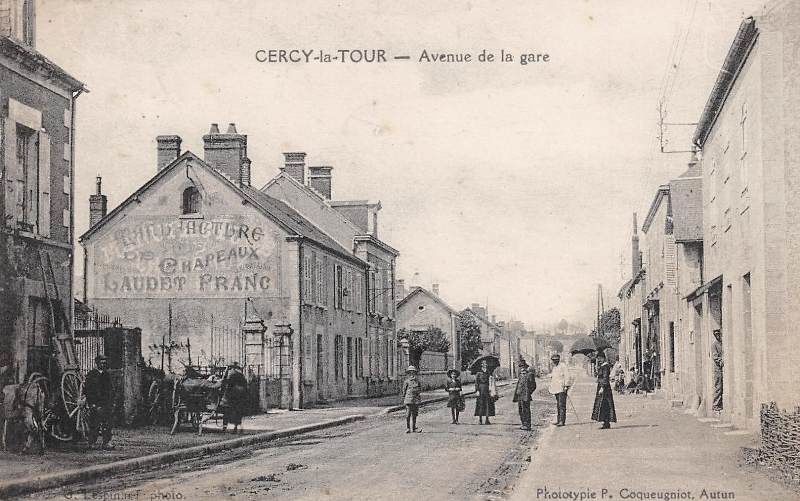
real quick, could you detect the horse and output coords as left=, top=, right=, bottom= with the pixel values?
left=1, top=374, right=49, bottom=454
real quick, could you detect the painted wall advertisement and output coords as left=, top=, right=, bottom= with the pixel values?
left=92, top=214, right=280, bottom=298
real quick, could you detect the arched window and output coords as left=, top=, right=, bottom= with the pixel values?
left=182, top=187, right=201, bottom=214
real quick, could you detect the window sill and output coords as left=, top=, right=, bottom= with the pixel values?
left=179, top=214, right=204, bottom=220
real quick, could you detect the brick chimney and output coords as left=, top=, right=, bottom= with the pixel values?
left=308, top=166, right=333, bottom=199
left=240, top=157, right=252, bottom=187
left=432, top=283, right=440, bottom=297
left=396, top=279, right=406, bottom=300
left=282, top=152, right=306, bottom=184
left=156, top=135, right=182, bottom=172
left=89, top=176, right=107, bottom=228
left=1, top=0, right=36, bottom=47
left=203, top=123, right=247, bottom=183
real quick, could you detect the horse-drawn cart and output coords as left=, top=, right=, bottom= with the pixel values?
left=169, top=368, right=224, bottom=435
left=1, top=252, right=96, bottom=452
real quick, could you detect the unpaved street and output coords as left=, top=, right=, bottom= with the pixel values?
left=27, top=386, right=553, bottom=501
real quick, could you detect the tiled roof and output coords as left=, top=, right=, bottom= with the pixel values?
left=397, top=287, right=460, bottom=316
left=669, top=177, right=702, bottom=242
left=239, top=186, right=362, bottom=264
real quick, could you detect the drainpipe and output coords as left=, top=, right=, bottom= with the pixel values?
left=293, top=238, right=304, bottom=410
left=69, top=86, right=85, bottom=333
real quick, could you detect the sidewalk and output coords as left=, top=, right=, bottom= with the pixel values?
left=511, top=374, right=797, bottom=501
left=0, top=383, right=476, bottom=496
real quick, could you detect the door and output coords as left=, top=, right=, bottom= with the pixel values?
left=346, top=337, right=353, bottom=394
left=316, top=334, right=324, bottom=399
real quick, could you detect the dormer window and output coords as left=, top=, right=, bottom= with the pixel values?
left=182, top=186, right=201, bottom=214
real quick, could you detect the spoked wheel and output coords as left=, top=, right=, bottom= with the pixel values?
left=61, top=371, right=89, bottom=441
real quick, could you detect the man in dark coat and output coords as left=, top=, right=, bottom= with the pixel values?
left=84, top=354, right=114, bottom=448
left=513, top=358, right=537, bottom=430
left=711, top=329, right=723, bottom=411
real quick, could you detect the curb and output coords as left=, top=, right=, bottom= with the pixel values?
left=381, top=381, right=514, bottom=415
left=381, top=390, right=478, bottom=414
left=0, top=414, right=365, bottom=499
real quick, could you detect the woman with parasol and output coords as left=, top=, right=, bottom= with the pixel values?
left=470, top=355, right=499, bottom=425
left=445, top=369, right=464, bottom=424
left=591, top=351, right=617, bottom=429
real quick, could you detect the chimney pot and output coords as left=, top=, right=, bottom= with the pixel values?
left=282, top=152, right=306, bottom=184
left=432, top=283, right=440, bottom=296
left=226, top=123, right=238, bottom=134
left=308, top=165, right=333, bottom=199
left=156, top=135, right=182, bottom=172
left=203, top=125, right=247, bottom=184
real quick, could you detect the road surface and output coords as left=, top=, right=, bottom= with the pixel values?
left=28, top=385, right=553, bottom=501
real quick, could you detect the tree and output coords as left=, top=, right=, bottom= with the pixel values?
left=591, top=307, right=621, bottom=349
left=397, top=327, right=450, bottom=367
left=549, top=340, right=564, bottom=353
left=557, top=319, right=569, bottom=334
left=457, top=310, right=483, bottom=371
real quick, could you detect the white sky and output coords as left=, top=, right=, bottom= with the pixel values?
left=37, top=0, right=768, bottom=329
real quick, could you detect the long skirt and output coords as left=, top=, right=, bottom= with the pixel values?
left=591, top=385, right=617, bottom=423
left=474, top=391, right=496, bottom=417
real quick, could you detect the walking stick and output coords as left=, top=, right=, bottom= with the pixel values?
left=567, top=394, right=581, bottom=422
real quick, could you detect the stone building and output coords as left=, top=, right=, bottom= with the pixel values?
left=639, top=158, right=703, bottom=404
left=261, top=155, right=400, bottom=395
left=1, top=0, right=85, bottom=382
left=80, top=126, right=370, bottom=409
left=396, top=285, right=461, bottom=370
left=689, top=1, right=800, bottom=429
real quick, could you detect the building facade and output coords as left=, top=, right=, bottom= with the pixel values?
left=396, top=285, right=461, bottom=369
left=80, top=127, right=370, bottom=409
left=690, top=1, right=800, bottom=429
left=1, top=0, right=85, bottom=382
left=261, top=157, right=400, bottom=396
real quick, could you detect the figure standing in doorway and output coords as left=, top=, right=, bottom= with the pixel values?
left=712, top=329, right=723, bottom=411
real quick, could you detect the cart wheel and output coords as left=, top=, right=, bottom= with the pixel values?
left=61, top=372, right=84, bottom=420
left=49, top=420, right=74, bottom=442
left=77, top=405, right=92, bottom=443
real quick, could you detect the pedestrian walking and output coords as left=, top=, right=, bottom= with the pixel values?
left=402, top=366, right=422, bottom=433
left=474, top=360, right=497, bottom=425
left=445, top=369, right=464, bottom=424
left=512, top=358, right=536, bottom=430
left=84, top=354, right=114, bottom=449
left=591, top=351, right=617, bottom=429
left=548, top=353, right=572, bottom=427
left=711, top=329, right=723, bottom=411
left=220, top=361, right=248, bottom=434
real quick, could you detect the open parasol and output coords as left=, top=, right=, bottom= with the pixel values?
left=468, top=354, right=500, bottom=374
left=569, top=335, right=612, bottom=356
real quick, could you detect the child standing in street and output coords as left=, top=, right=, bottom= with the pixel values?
left=445, top=369, right=464, bottom=424
left=402, top=365, right=422, bottom=433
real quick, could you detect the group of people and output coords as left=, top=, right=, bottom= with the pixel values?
left=401, top=351, right=618, bottom=432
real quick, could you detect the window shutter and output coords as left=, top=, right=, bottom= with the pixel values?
left=38, top=131, right=51, bottom=237
left=3, top=118, right=19, bottom=224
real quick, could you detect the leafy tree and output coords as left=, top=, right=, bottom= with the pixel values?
left=557, top=319, right=569, bottom=334
left=397, top=327, right=450, bottom=367
left=457, top=310, right=484, bottom=371
left=590, top=307, right=621, bottom=349
left=549, top=340, right=564, bottom=353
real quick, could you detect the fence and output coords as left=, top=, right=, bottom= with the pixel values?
left=745, top=402, right=800, bottom=486
left=73, top=312, right=123, bottom=376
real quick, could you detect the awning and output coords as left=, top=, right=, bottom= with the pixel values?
left=684, top=275, right=722, bottom=302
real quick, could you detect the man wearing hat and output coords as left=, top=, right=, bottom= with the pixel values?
left=548, top=353, right=572, bottom=427
left=445, top=368, right=464, bottom=424
left=513, top=357, right=537, bottom=430
left=84, top=354, right=114, bottom=448
left=712, top=329, right=723, bottom=411
left=402, top=366, right=423, bottom=433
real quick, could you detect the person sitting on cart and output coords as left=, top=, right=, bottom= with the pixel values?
left=220, top=362, right=247, bottom=434
left=84, top=354, right=114, bottom=449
